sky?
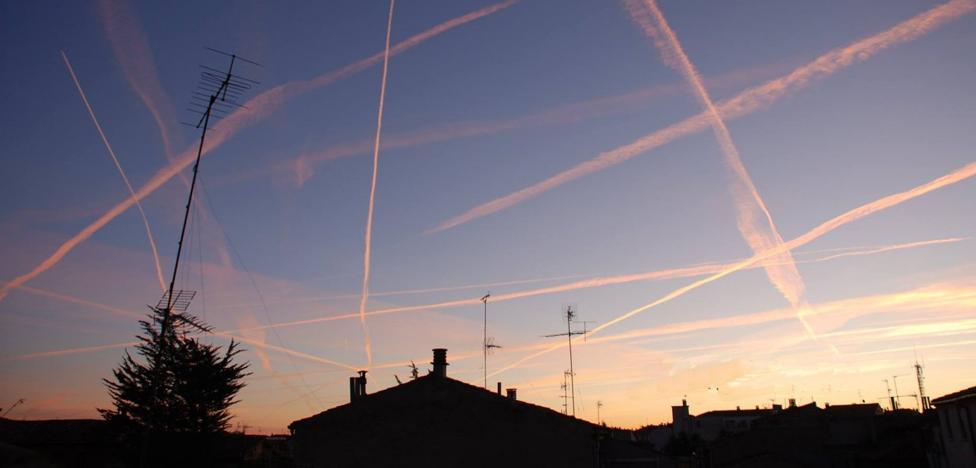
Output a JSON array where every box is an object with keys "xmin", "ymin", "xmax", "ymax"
[{"xmin": 1, "ymin": 0, "xmax": 975, "ymax": 434}]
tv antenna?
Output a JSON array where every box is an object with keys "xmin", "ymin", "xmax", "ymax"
[
  {"xmin": 560, "ymin": 370, "xmax": 571, "ymax": 415},
  {"xmin": 597, "ymin": 400, "xmax": 604, "ymax": 425},
  {"xmin": 914, "ymin": 354, "xmax": 930, "ymax": 410},
  {"xmin": 542, "ymin": 306, "xmax": 590, "ymax": 417},
  {"xmin": 1, "ymin": 398, "xmax": 25, "ymax": 418},
  {"xmin": 481, "ymin": 293, "xmax": 503, "ymax": 388},
  {"xmin": 160, "ymin": 47, "xmax": 260, "ymax": 336},
  {"xmin": 409, "ymin": 361, "xmax": 420, "ymax": 380}
]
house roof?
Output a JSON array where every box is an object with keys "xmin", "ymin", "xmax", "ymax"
[
  {"xmin": 696, "ymin": 408, "xmax": 774, "ymax": 419},
  {"xmin": 823, "ymin": 403, "xmax": 883, "ymax": 418},
  {"xmin": 290, "ymin": 373, "xmax": 597, "ymax": 432},
  {"xmin": 932, "ymin": 385, "xmax": 976, "ymax": 405}
]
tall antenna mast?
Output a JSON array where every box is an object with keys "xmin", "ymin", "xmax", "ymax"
[
  {"xmin": 914, "ymin": 353, "xmax": 930, "ymax": 410},
  {"xmin": 542, "ymin": 306, "xmax": 590, "ymax": 417},
  {"xmin": 159, "ymin": 48, "xmax": 260, "ymax": 334},
  {"xmin": 141, "ymin": 48, "xmax": 258, "ymax": 468},
  {"xmin": 481, "ymin": 293, "xmax": 501, "ymax": 388},
  {"xmin": 560, "ymin": 371, "xmax": 570, "ymax": 415}
]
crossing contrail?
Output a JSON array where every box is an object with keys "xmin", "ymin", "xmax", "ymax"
[
  {"xmin": 97, "ymin": 0, "xmax": 236, "ymax": 268},
  {"xmin": 8, "ymin": 236, "xmax": 961, "ymax": 363},
  {"xmin": 628, "ymin": 0, "xmax": 826, "ymax": 349},
  {"xmin": 0, "ymin": 0, "xmax": 517, "ymax": 304},
  {"xmin": 358, "ymin": 0, "xmax": 397, "ymax": 367},
  {"xmin": 486, "ymin": 160, "xmax": 976, "ymax": 377},
  {"xmin": 429, "ymin": 0, "xmax": 976, "ymax": 233},
  {"xmin": 222, "ymin": 236, "xmax": 964, "ymax": 334},
  {"xmin": 60, "ymin": 50, "xmax": 166, "ymax": 293}
]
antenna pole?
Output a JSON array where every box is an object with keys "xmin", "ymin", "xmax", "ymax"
[
  {"xmin": 482, "ymin": 293, "xmax": 490, "ymax": 389},
  {"xmin": 566, "ymin": 306, "xmax": 576, "ymax": 417}
]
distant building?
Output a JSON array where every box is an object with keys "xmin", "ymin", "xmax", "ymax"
[
  {"xmin": 289, "ymin": 348, "xmax": 665, "ymax": 468},
  {"xmin": 707, "ymin": 402, "xmax": 926, "ymax": 467},
  {"xmin": 656, "ymin": 399, "xmax": 774, "ymax": 442},
  {"xmin": 930, "ymin": 385, "xmax": 976, "ymax": 468}
]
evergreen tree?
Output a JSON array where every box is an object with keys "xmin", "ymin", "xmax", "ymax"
[{"xmin": 100, "ymin": 307, "xmax": 250, "ymax": 434}]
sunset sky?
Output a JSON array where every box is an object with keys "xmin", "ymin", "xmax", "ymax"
[{"xmin": 1, "ymin": 0, "xmax": 975, "ymax": 434}]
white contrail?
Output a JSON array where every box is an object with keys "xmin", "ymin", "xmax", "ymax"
[
  {"xmin": 628, "ymin": 0, "xmax": 826, "ymax": 349},
  {"xmin": 358, "ymin": 0, "xmax": 396, "ymax": 367},
  {"xmin": 429, "ymin": 0, "xmax": 976, "ymax": 233},
  {"xmin": 0, "ymin": 0, "xmax": 518, "ymax": 304},
  {"xmin": 488, "ymin": 161, "xmax": 976, "ymax": 377},
  {"xmin": 60, "ymin": 50, "xmax": 166, "ymax": 292}
]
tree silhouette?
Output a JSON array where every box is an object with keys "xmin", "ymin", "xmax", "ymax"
[{"xmin": 99, "ymin": 307, "xmax": 250, "ymax": 434}]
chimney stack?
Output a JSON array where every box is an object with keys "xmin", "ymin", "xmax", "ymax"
[
  {"xmin": 506, "ymin": 388, "xmax": 517, "ymax": 400},
  {"xmin": 788, "ymin": 398, "xmax": 797, "ymax": 408},
  {"xmin": 432, "ymin": 348, "xmax": 448, "ymax": 378},
  {"xmin": 497, "ymin": 382, "xmax": 502, "ymax": 395},
  {"xmin": 349, "ymin": 370, "xmax": 368, "ymax": 402}
]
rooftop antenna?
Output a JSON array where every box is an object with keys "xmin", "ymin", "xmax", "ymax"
[
  {"xmin": 892, "ymin": 374, "xmax": 908, "ymax": 410},
  {"xmin": 1, "ymin": 398, "xmax": 25, "ymax": 418},
  {"xmin": 161, "ymin": 47, "xmax": 259, "ymax": 335},
  {"xmin": 597, "ymin": 400, "xmax": 603, "ymax": 425},
  {"xmin": 560, "ymin": 370, "xmax": 570, "ymax": 415},
  {"xmin": 542, "ymin": 306, "xmax": 590, "ymax": 417},
  {"xmin": 409, "ymin": 361, "xmax": 419, "ymax": 380},
  {"xmin": 883, "ymin": 378, "xmax": 895, "ymax": 410},
  {"xmin": 914, "ymin": 351, "xmax": 930, "ymax": 411},
  {"xmin": 481, "ymin": 293, "xmax": 501, "ymax": 388},
  {"xmin": 143, "ymin": 49, "xmax": 258, "ymax": 466}
]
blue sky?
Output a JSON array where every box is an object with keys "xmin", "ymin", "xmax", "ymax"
[{"xmin": 1, "ymin": 0, "xmax": 975, "ymax": 432}]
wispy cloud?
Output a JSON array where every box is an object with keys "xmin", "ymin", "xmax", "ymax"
[{"xmin": 428, "ymin": 0, "xmax": 976, "ymax": 233}]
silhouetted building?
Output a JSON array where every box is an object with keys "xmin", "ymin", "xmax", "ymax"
[
  {"xmin": 706, "ymin": 402, "xmax": 926, "ymax": 467},
  {"xmin": 289, "ymin": 349, "xmax": 664, "ymax": 467},
  {"xmin": 929, "ymin": 385, "xmax": 976, "ymax": 468}
]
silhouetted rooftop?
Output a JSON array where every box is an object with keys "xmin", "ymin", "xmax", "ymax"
[{"xmin": 932, "ymin": 385, "xmax": 976, "ymax": 404}]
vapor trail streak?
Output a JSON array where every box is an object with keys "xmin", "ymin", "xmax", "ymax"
[
  {"xmin": 214, "ymin": 273, "xmax": 585, "ymax": 310},
  {"xmin": 227, "ymin": 236, "xmax": 963, "ymax": 334},
  {"xmin": 215, "ymin": 332, "xmax": 358, "ymax": 371},
  {"xmin": 60, "ymin": 50, "xmax": 166, "ymax": 292},
  {"xmin": 630, "ymin": 0, "xmax": 824, "ymax": 348},
  {"xmin": 241, "ymin": 62, "xmax": 786, "ymax": 187},
  {"xmin": 8, "ymin": 341, "xmax": 139, "ymax": 360},
  {"xmin": 0, "ymin": 0, "xmax": 517, "ymax": 303},
  {"xmin": 8, "ymin": 236, "xmax": 965, "ymax": 361},
  {"xmin": 356, "ymin": 0, "xmax": 396, "ymax": 367},
  {"xmin": 429, "ymin": 0, "xmax": 976, "ymax": 233},
  {"xmin": 487, "ymin": 161, "xmax": 976, "ymax": 377},
  {"xmin": 98, "ymin": 0, "xmax": 235, "ymax": 268},
  {"xmin": 2, "ymin": 283, "xmax": 140, "ymax": 319}
]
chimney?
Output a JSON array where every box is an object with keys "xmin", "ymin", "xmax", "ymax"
[
  {"xmin": 772, "ymin": 404, "xmax": 783, "ymax": 411},
  {"xmin": 431, "ymin": 348, "xmax": 448, "ymax": 377},
  {"xmin": 788, "ymin": 398, "xmax": 797, "ymax": 408},
  {"xmin": 349, "ymin": 370, "xmax": 368, "ymax": 402},
  {"xmin": 506, "ymin": 388, "xmax": 517, "ymax": 400},
  {"xmin": 497, "ymin": 382, "xmax": 502, "ymax": 395}
]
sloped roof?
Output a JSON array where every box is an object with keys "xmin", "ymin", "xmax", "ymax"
[
  {"xmin": 696, "ymin": 408, "xmax": 774, "ymax": 419},
  {"xmin": 289, "ymin": 374, "xmax": 608, "ymax": 467},
  {"xmin": 290, "ymin": 373, "xmax": 595, "ymax": 431},
  {"xmin": 932, "ymin": 385, "xmax": 976, "ymax": 405},
  {"xmin": 823, "ymin": 403, "xmax": 883, "ymax": 418}
]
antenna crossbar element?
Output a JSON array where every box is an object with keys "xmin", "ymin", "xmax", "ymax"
[{"xmin": 156, "ymin": 290, "xmax": 196, "ymax": 312}]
